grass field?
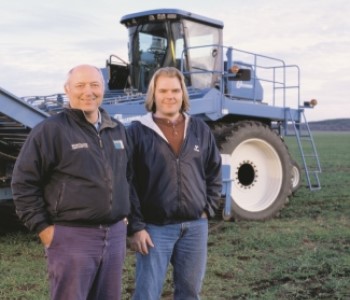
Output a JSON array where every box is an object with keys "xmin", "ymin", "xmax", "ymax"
[{"xmin": 0, "ymin": 132, "xmax": 349, "ymax": 299}]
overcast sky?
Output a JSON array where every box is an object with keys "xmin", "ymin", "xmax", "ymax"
[{"xmin": 1, "ymin": 0, "xmax": 349, "ymax": 121}]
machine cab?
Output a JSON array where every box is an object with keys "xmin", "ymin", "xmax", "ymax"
[{"xmin": 119, "ymin": 9, "xmax": 224, "ymax": 93}]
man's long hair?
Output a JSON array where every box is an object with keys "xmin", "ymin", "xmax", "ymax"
[{"xmin": 144, "ymin": 67, "xmax": 190, "ymax": 113}]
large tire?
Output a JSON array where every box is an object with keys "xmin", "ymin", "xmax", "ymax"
[{"xmin": 212, "ymin": 121, "xmax": 293, "ymax": 221}]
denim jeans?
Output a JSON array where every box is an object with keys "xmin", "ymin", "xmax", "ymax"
[
  {"xmin": 132, "ymin": 218, "xmax": 208, "ymax": 300},
  {"xmin": 45, "ymin": 220, "xmax": 127, "ymax": 300}
]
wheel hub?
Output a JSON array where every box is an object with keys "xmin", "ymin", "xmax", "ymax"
[{"xmin": 236, "ymin": 160, "xmax": 257, "ymax": 188}]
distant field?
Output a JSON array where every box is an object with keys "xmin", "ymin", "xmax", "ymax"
[
  {"xmin": 309, "ymin": 118, "xmax": 350, "ymax": 131},
  {"xmin": 1, "ymin": 132, "xmax": 349, "ymax": 299}
]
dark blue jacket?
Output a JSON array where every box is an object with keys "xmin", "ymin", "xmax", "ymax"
[
  {"xmin": 11, "ymin": 108, "xmax": 130, "ymax": 233},
  {"xmin": 127, "ymin": 113, "xmax": 222, "ymax": 234}
]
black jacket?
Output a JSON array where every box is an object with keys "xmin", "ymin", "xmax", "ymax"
[
  {"xmin": 11, "ymin": 108, "xmax": 130, "ymax": 233},
  {"xmin": 127, "ymin": 113, "xmax": 222, "ymax": 235}
]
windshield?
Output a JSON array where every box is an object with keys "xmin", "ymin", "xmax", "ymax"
[
  {"xmin": 127, "ymin": 18, "xmax": 222, "ymax": 92},
  {"xmin": 128, "ymin": 21, "xmax": 184, "ymax": 92},
  {"xmin": 182, "ymin": 19, "xmax": 222, "ymax": 89}
]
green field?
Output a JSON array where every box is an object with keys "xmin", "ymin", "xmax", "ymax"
[{"xmin": 1, "ymin": 132, "xmax": 349, "ymax": 299}]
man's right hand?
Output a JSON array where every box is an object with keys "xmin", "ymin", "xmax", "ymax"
[
  {"xmin": 129, "ymin": 229, "xmax": 154, "ymax": 255},
  {"xmin": 38, "ymin": 225, "xmax": 55, "ymax": 247}
]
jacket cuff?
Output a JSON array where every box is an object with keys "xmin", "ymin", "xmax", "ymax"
[
  {"xmin": 34, "ymin": 222, "xmax": 51, "ymax": 234},
  {"xmin": 127, "ymin": 221, "xmax": 146, "ymax": 236}
]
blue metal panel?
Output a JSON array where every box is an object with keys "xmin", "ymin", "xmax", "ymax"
[
  {"xmin": 221, "ymin": 164, "xmax": 233, "ymax": 219},
  {"xmin": 102, "ymin": 102, "xmax": 146, "ymax": 116},
  {"xmin": 189, "ymin": 88, "xmax": 222, "ymax": 117},
  {"xmin": 0, "ymin": 87, "xmax": 49, "ymax": 129},
  {"xmin": 102, "ymin": 87, "xmax": 302, "ymax": 124},
  {"xmin": 223, "ymin": 98, "xmax": 301, "ymax": 122},
  {"xmin": 0, "ymin": 187, "xmax": 12, "ymax": 202}
]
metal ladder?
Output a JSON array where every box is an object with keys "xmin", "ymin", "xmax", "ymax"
[{"xmin": 286, "ymin": 108, "xmax": 322, "ymax": 190}]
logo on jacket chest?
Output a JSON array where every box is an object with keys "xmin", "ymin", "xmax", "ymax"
[
  {"xmin": 71, "ymin": 143, "xmax": 89, "ymax": 150},
  {"xmin": 194, "ymin": 145, "xmax": 200, "ymax": 152},
  {"xmin": 113, "ymin": 140, "xmax": 124, "ymax": 149}
]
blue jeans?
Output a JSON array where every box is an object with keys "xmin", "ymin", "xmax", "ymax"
[
  {"xmin": 45, "ymin": 221, "xmax": 127, "ymax": 300},
  {"xmin": 132, "ymin": 218, "xmax": 208, "ymax": 300}
]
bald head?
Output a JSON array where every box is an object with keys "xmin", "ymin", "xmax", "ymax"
[
  {"xmin": 65, "ymin": 64, "xmax": 105, "ymax": 89},
  {"xmin": 64, "ymin": 64, "xmax": 105, "ymax": 122}
]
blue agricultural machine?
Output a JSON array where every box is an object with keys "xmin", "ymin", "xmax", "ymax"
[{"xmin": 0, "ymin": 9, "xmax": 322, "ymax": 229}]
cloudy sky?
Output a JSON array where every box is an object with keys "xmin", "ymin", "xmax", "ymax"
[{"xmin": 1, "ymin": 0, "xmax": 349, "ymax": 121}]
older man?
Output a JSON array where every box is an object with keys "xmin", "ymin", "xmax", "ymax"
[{"xmin": 11, "ymin": 64, "xmax": 130, "ymax": 300}]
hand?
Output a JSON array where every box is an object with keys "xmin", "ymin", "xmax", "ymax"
[
  {"xmin": 38, "ymin": 225, "xmax": 55, "ymax": 247},
  {"xmin": 129, "ymin": 229, "xmax": 154, "ymax": 255}
]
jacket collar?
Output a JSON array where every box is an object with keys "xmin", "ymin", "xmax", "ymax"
[
  {"xmin": 64, "ymin": 107, "xmax": 117, "ymax": 129},
  {"xmin": 139, "ymin": 112, "xmax": 190, "ymax": 140}
]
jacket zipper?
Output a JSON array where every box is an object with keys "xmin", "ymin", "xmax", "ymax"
[
  {"xmin": 175, "ymin": 135, "xmax": 188, "ymax": 212},
  {"xmin": 96, "ymin": 131, "xmax": 103, "ymax": 149},
  {"xmin": 96, "ymin": 130, "xmax": 113, "ymax": 212},
  {"xmin": 176, "ymin": 158, "xmax": 183, "ymax": 211}
]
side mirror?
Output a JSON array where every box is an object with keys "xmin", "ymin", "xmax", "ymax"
[
  {"xmin": 107, "ymin": 63, "xmax": 130, "ymax": 90},
  {"xmin": 228, "ymin": 66, "xmax": 251, "ymax": 81}
]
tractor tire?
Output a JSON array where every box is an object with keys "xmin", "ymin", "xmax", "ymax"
[
  {"xmin": 212, "ymin": 121, "xmax": 293, "ymax": 221},
  {"xmin": 291, "ymin": 159, "xmax": 302, "ymax": 194}
]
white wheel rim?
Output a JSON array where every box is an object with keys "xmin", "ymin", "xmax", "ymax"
[
  {"xmin": 291, "ymin": 164, "xmax": 300, "ymax": 189},
  {"xmin": 222, "ymin": 138, "xmax": 283, "ymax": 212}
]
